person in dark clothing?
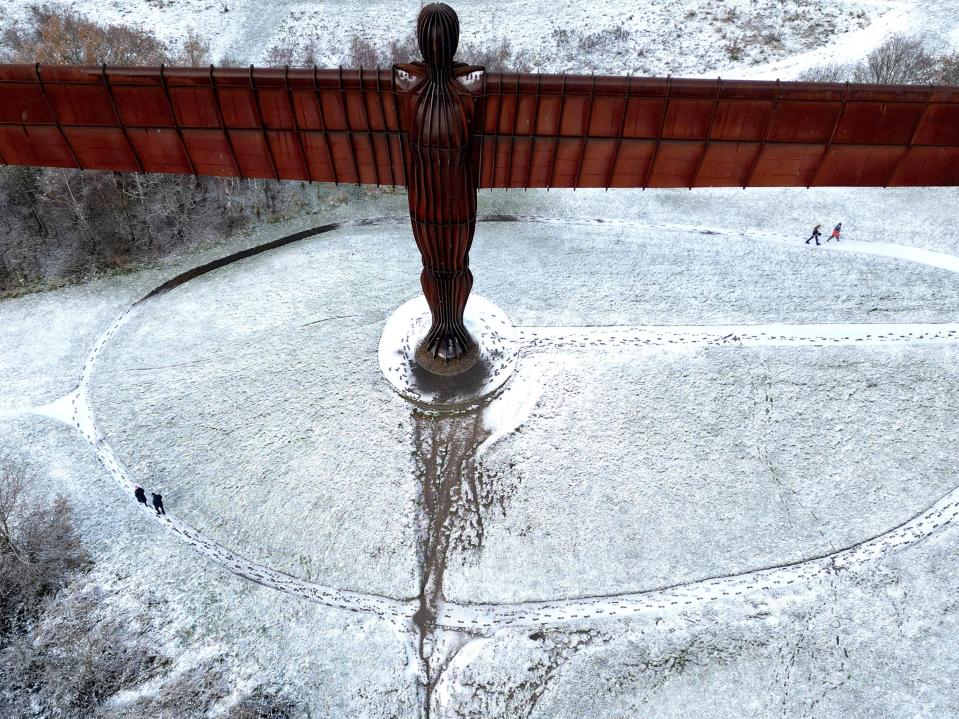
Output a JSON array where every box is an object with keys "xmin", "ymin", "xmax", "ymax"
[
  {"xmin": 151, "ymin": 493, "xmax": 165, "ymax": 516},
  {"xmin": 827, "ymin": 222, "xmax": 842, "ymax": 242},
  {"xmin": 805, "ymin": 224, "xmax": 822, "ymax": 245},
  {"xmin": 134, "ymin": 485, "xmax": 148, "ymax": 507}
]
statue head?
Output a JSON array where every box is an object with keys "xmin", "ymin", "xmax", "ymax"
[{"xmin": 417, "ymin": 3, "xmax": 459, "ymax": 69}]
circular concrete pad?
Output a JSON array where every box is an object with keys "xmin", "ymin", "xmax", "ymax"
[{"xmin": 378, "ymin": 295, "xmax": 520, "ymax": 409}]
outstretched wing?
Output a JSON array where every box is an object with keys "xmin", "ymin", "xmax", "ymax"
[
  {"xmin": 4, "ymin": 66, "xmax": 958, "ymax": 189},
  {"xmin": 0, "ymin": 64, "xmax": 409, "ymax": 185},
  {"xmin": 473, "ymin": 73, "xmax": 959, "ymax": 189}
]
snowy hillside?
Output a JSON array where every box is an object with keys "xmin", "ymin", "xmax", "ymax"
[
  {"xmin": 2, "ymin": 1, "xmax": 959, "ymax": 718},
  {"xmin": 4, "ymin": 0, "xmax": 955, "ymax": 76}
]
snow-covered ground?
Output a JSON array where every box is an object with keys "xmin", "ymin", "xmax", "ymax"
[
  {"xmin": 3, "ymin": 1, "xmax": 959, "ymax": 717},
  {"xmin": 4, "ymin": 197, "xmax": 959, "ymax": 715},
  {"xmin": 2, "ymin": 0, "xmax": 956, "ymax": 75}
]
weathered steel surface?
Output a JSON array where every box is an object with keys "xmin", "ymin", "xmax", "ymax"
[
  {"xmin": 2, "ymin": 64, "xmax": 958, "ymax": 189},
  {"xmin": 474, "ymin": 75, "xmax": 959, "ymax": 188},
  {"xmin": 0, "ymin": 63, "xmax": 407, "ymax": 184},
  {"xmin": 395, "ymin": 4, "xmax": 484, "ymax": 363}
]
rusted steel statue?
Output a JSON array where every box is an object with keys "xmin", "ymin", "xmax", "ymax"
[
  {"xmin": 394, "ymin": 4, "xmax": 484, "ymax": 369},
  {"xmin": 1, "ymin": 2, "xmax": 959, "ymax": 375}
]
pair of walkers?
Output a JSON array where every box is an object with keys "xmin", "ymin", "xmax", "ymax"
[
  {"xmin": 806, "ymin": 222, "xmax": 842, "ymax": 245},
  {"xmin": 134, "ymin": 485, "xmax": 165, "ymax": 515}
]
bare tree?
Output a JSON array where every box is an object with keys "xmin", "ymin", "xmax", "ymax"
[
  {"xmin": 1, "ymin": 3, "xmax": 166, "ymax": 64},
  {"xmin": 0, "ymin": 464, "xmax": 31, "ymax": 562},
  {"xmin": 939, "ymin": 52, "xmax": 959, "ymax": 85},
  {"xmin": 798, "ymin": 62, "xmax": 851, "ymax": 83},
  {"xmin": 852, "ymin": 34, "xmax": 939, "ymax": 85},
  {"xmin": 1, "ymin": 581, "xmax": 301, "ymax": 718},
  {"xmin": 175, "ymin": 28, "xmax": 211, "ymax": 66},
  {"xmin": 0, "ymin": 464, "xmax": 90, "ymax": 637}
]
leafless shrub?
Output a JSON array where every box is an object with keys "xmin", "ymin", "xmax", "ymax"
[
  {"xmin": 346, "ymin": 36, "xmax": 380, "ymax": 68},
  {"xmin": 938, "ymin": 52, "xmax": 959, "ymax": 84},
  {"xmin": 576, "ymin": 25, "xmax": 632, "ymax": 53},
  {"xmin": 799, "ymin": 62, "xmax": 852, "ymax": 83},
  {"xmin": 461, "ymin": 39, "xmax": 532, "ymax": 72},
  {"xmin": 852, "ymin": 34, "xmax": 939, "ymax": 85},
  {"xmin": 0, "ymin": 467, "xmax": 300, "ymax": 717},
  {"xmin": 0, "ymin": 160, "xmax": 320, "ymax": 294},
  {"xmin": 1, "ymin": 3, "xmax": 166, "ymax": 64},
  {"xmin": 801, "ymin": 36, "xmax": 958, "ymax": 87},
  {"xmin": 264, "ymin": 42, "xmax": 296, "ymax": 67},
  {"xmin": 217, "ymin": 50, "xmax": 246, "ymax": 67},
  {"xmin": 0, "ymin": 7, "xmax": 325, "ymax": 295},
  {"xmin": 336, "ymin": 31, "xmax": 527, "ymax": 72},
  {"xmin": 386, "ymin": 34, "xmax": 420, "ymax": 65},
  {"xmin": 173, "ymin": 28, "xmax": 211, "ymax": 66},
  {"xmin": 0, "ymin": 586, "xmax": 169, "ymax": 717},
  {"xmin": 550, "ymin": 22, "xmax": 634, "ymax": 70},
  {"xmin": 761, "ymin": 30, "xmax": 783, "ymax": 47},
  {"xmin": 0, "ymin": 580, "xmax": 301, "ymax": 718},
  {"xmin": 725, "ymin": 37, "xmax": 745, "ymax": 62},
  {"xmin": 0, "ymin": 464, "xmax": 90, "ymax": 637},
  {"xmin": 264, "ymin": 28, "xmax": 320, "ymax": 68},
  {"xmin": 225, "ymin": 686, "xmax": 298, "ymax": 719},
  {"xmin": 100, "ymin": 654, "xmax": 234, "ymax": 718},
  {"xmin": 339, "ymin": 32, "xmax": 418, "ymax": 68}
]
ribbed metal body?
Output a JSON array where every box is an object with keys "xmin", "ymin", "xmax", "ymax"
[{"xmin": 399, "ymin": 3, "xmax": 479, "ymax": 361}]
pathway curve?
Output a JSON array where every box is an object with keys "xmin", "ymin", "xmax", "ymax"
[{"xmin": 18, "ymin": 214, "xmax": 959, "ymax": 636}]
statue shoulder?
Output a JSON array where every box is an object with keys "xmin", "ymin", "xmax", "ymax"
[
  {"xmin": 393, "ymin": 62, "xmax": 427, "ymax": 91},
  {"xmin": 453, "ymin": 63, "xmax": 485, "ymax": 93}
]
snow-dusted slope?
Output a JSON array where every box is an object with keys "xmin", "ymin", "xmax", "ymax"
[
  {"xmin": 3, "ymin": 1, "xmax": 959, "ymax": 717},
  {"xmin": 5, "ymin": 205, "xmax": 958, "ymax": 715},
  {"xmin": 5, "ymin": 0, "xmax": 951, "ymax": 76}
]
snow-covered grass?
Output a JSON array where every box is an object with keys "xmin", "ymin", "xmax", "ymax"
[
  {"xmin": 452, "ymin": 340, "xmax": 959, "ymax": 602},
  {"xmin": 0, "ymin": 413, "xmax": 418, "ymax": 717},
  {"xmin": 3, "ymin": 205, "xmax": 959, "ymax": 717},
  {"xmin": 3, "ymin": 1, "xmax": 959, "ymax": 716},
  {"xmin": 90, "ymin": 224, "xmax": 422, "ymax": 597}
]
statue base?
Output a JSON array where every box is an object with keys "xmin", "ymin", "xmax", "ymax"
[
  {"xmin": 378, "ymin": 295, "xmax": 519, "ymax": 410},
  {"xmin": 414, "ymin": 342, "xmax": 480, "ymax": 376}
]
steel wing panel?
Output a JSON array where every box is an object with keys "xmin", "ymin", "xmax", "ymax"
[
  {"xmin": 0, "ymin": 64, "xmax": 410, "ymax": 186},
  {"xmin": 474, "ymin": 73, "xmax": 959, "ymax": 189},
  {"xmin": 3, "ymin": 65, "xmax": 959, "ymax": 189}
]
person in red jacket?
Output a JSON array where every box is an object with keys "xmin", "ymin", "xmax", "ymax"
[{"xmin": 827, "ymin": 222, "xmax": 842, "ymax": 242}]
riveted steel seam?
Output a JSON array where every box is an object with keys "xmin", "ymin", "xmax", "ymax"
[
  {"xmin": 313, "ymin": 65, "xmax": 339, "ymax": 185},
  {"xmin": 283, "ymin": 64, "xmax": 313, "ymax": 182},
  {"xmin": 743, "ymin": 78, "xmax": 781, "ymax": 189},
  {"xmin": 689, "ymin": 78, "xmax": 723, "ymax": 189},
  {"xmin": 208, "ymin": 65, "xmax": 244, "ymax": 178},
  {"xmin": 808, "ymin": 80, "xmax": 851, "ymax": 188},
  {"xmin": 643, "ymin": 75, "xmax": 671, "ymax": 190},
  {"xmin": 34, "ymin": 63, "xmax": 82, "ymax": 170},
  {"xmin": 248, "ymin": 65, "xmax": 279, "ymax": 180},
  {"xmin": 159, "ymin": 63, "xmax": 198, "ymax": 177},
  {"xmin": 101, "ymin": 63, "xmax": 144, "ymax": 173},
  {"xmin": 604, "ymin": 73, "xmax": 630, "ymax": 190},
  {"xmin": 883, "ymin": 85, "xmax": 936, "ymax": 188}
]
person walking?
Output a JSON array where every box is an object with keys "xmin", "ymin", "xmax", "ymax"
[
  {"xmin": 805, "ymin": 224, "xmax": 822, "ymax": 245},
  {"xmin": 151, "ymin": 493, "xmax": 165, "ymax": 516},
  {"xmin": 827, "ymin": 222, "xmax": 842, "ymax": 242},
  {"xmin": 134, "ymin": 485, "xmax": 148, "ymax": 507}
]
